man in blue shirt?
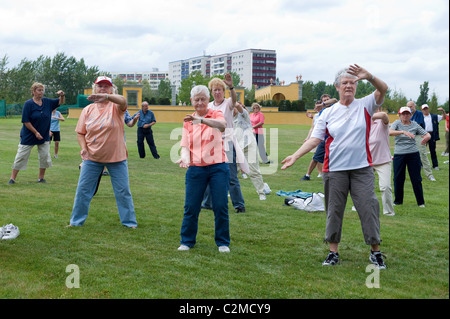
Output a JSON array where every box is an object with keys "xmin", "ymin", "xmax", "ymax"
[
  {"xmin": 407, "ymin": 100, "xmax": 435, "ymax": 181},
  {"xmin": 133, "ymin": 101, "xmax": 160, "ymax": 159}
]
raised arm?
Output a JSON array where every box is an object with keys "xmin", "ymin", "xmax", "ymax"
[{"xmin": 348, "ymin": 64, "xmax": 388, "ymax": 106}]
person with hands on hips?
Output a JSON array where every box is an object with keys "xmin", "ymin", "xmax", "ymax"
[
  {"xmin": 281, "ymin": 64, "xmax": 389, "ymax": 269},
  {"xmin": 68, "ymin": 76, "xmax": 137, "ymax": 229}
]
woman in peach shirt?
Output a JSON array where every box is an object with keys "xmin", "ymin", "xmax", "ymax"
[
  {"xmin": 68, "ymin": 76, "xmax": 137, "ymax": 228},
  {"xmin": 176, "ymin": 85, "xmax": 230, "ymax": 252}
]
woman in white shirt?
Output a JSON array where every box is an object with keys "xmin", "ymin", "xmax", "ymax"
[{"xmin": 281, "ymin": 64, "xmax": 388, "ymax": 269}]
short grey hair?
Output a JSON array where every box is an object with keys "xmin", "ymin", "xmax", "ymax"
[
  {"xmin": 190, "ymin": 85, "xmax": 210, "ymax": 99},
  {"xmin": 334, "ymin": 68, "xmax": 358, "ymax": 86}
]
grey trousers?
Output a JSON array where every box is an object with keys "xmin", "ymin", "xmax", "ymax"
[{"xmin": 323, "ymin": 166, "xmax": 381, "ymax": 245}]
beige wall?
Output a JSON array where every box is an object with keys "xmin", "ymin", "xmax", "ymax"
[{"xmin": 69, "ymin": 106, "xmax": 400, "ymax": 125}]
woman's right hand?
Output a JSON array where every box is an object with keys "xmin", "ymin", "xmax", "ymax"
[
  {"xmin": 80, "ymin": 149, "xmax": 89, "ymax": 161},
  {"xmin": 35, "ymin": 132, "xmax": 43, "ymax": 140}
]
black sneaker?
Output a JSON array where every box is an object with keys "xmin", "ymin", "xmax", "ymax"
[
  {"xmin": 322, "ymin": 251, "xmax": 339, "ymax": 266},
  {"xmin": 8, "ymin": 179, "xmax": 15, "ymax": 185},
  {"xmin": 369, "ymin": 251, "xmax": 387, "ymax": 269},
  {"xmin": 300, "ymin": 175, "xmax": 310, "ymax": 181},
  {"xmin": 235, "ymin": 207, "xmax": 246, "ymax": 214},
  {"xmin": 37, "ymin": 179, "xmax": 46, "ymax": 183}
]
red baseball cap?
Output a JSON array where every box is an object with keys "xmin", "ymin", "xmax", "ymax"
[{"xmin": 95, "ymin": 76, "xmax": 113, "ymax": 86}]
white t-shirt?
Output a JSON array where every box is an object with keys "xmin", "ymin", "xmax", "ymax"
[
  {"xmin": 423, "ymin": 114, "xmax": 443, "ymax": 132},
  {"xmin": 208, "ymin": 98, "xmax": 234, "ymax": 144},
  {"xmin": 311, "ymin": 92, "xmax": 380, "ymax": 172}
]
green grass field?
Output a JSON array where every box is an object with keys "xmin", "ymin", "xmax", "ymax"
[{"xmin": 0, "ymin": 117, "xmax": 448, "ymax": 300}]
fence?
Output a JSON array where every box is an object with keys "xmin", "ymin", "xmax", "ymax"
[{"xmin": 0, "ymin": 100, "xmax": 5, "ymax": 117}]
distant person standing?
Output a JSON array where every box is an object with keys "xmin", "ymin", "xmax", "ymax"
[
  {"xmin": 407, "ymin": 101, "xmax": 435, "ymax": 181},
  {"xmin": 8, "ymin": 82, "xmax": 65, "ymax": 184},
  {"xmin": 250, "ymin": 103, "xmax": 271, "ymax": 164},
  {"xmin": 444, "ymin": 113, "xmax": 449, "ymax": 156},
  {"xmin": 390, "ymin": 106, "xmax": 430, "ymax": 207},
  {"xmin": 133, "ymin": 101, "xmax": 160, "ymax": 159},
  {"xmin": 50, "ymin": 108, "xmax": 65, "ymax": 158},
  {"xmin": 421, "ymin": 104, "xmax": 446, "ymax": 170}
]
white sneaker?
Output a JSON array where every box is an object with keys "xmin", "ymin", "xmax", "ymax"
[
  {"xmin": 263, "ymin": 183, "xmax": 271, "ymax": 194},
  {"xmin": 383, "ymin": 212, "xmax": 395, "ymax": 216},
  {"xmin": 1, "ymin": 224, "xmax": 20, "ymax": 240},
  {"xmin": 351, "ymin": 206, "xmax": 357, "ymax": 211},
  {"xmin": 218, "ymin": 246, "xmax": 230, "ymax": 253},
  {"xmin": 433, "ymin": 167, "xmax": 439, "ymax": 171},
  {"xmin": 419, "ymin": 204, "xmax": 425, "ymax": 208},
  {"xmin": 241, "ymin": 173, "xmax": 248, "ymax": 179},
  {"xmin": 317, "ymin": 174, "xmax": 322, "ymax": 178},
  {"xmin": 259, "ymin": 194, "xmax": 266, "ymax": 200},
  {"xmin": 177, "ymin": 245, "xmax": 190, "ymax": 251},
  {"xmin": 428, "ymin": 176, "xmax": 436, "ymax": 181}
]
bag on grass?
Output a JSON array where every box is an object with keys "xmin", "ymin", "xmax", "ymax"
[{"xmin": 284, "ymin": 192, "xmax": 325, "ymax": 212}]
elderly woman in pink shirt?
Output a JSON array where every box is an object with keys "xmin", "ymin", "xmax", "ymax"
[
  {"xmin": 250, "ymin": 103, "xmax": 270, "ymax": 164},
  {"xmin": 68, "ymin": 76, "xmax": 137, "ymax": 228}
]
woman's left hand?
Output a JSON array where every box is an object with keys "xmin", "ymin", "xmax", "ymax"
[{"xmin": 348, "ymin": 64, "xmax": 372, "ymax": 81}]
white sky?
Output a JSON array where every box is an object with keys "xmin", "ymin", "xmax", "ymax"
[{"xmin": 1, "ymin": 0, "xmax": 448, "ymax": 103}]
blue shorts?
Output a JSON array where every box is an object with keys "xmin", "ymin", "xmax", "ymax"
[{"xmin": 313, "ymin": 140, "xmax": 326, "ymax": 163}]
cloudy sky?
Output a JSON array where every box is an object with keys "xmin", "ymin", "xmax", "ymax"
[{"xmin": 1, "ymin": 0, "xmax": 448, "ymax": 103}]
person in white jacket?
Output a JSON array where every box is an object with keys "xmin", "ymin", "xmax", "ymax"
[{"xmin": 233, "ymin": 101, "xmax": 269, "ymax": 200}]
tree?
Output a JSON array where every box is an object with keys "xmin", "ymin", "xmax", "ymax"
[
  {"xmin": 0, "ymin": 53, "xmax": 99, "ymax": 105},
  {"xmin": 141, "ymin": 79, "xmax": 154, "ymax": 103},
  {"xmin": 428, "ymin": 92, "xmax": 439, "ymax": 113},
  {"xmin": 416, "ymin": 81, "xmax": 429, "ymax": 107},
  {"xmin": 156, "ymin": 78, "xmax": 172, "ymax": 102},
  {"xmin": 177, "ymin": 71, "xmax": 209, "ymax": 105}
]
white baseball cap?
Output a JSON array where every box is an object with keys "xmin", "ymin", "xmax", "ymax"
[{"xmin": 398, "ymin": 106, "xmax": 412, "ymax": 114}]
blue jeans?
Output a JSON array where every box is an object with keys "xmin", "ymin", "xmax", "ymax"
[
  {"xmin": 202, "ymin": 141, "xmax": 245, "ymax": 209},
  {"xmin": 181, "ymin": 163, "xmax": 230, "ymax": 247},
  {"xmin": 70, "ymin": 160, "xmax": 138, "ymax": 227}
]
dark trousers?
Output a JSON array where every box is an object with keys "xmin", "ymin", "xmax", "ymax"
[
  {"xmin": 137, "ymin": 127, "xmax": 159, "ymax": 159},
  {"xmin": 427, "ymin": 138, "xmax": 438, "ymax": 168},
  {"xmin": 393, "ymin": 152, "xmax": 424, "ymax": 206}
]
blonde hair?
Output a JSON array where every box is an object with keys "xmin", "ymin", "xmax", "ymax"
[
  {"xmin": 208, "ymin": 77, "xmax": 226, "ymax": 91},
  {"xmin": 30, "ymin": 82, "xmax": 45, "ymax": 96}
]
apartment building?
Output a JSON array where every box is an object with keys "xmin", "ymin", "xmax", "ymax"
[
  {"xmin": 110, "ymin": 69, "xmax": 169, "ymax": 90},
  {"xmin": 168, "ymin": 49, "xmax": 276, "ymax": 91}
]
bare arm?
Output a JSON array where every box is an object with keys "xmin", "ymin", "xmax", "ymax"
[
  {"xmin": 224, "ymin": 73, "xmax": 237, "ymax": 109},
  {"xmin": 56, "ymin": 90, "xmax": 65, "ymax": 105},
  {"xmin": 438, "ymin": 107, "xmax": 447, "ymax": 120},
  {"xmin": 77, "ymin": 133, "xmax": 89, "ymax": 161},
  {"xmin": 88, "ymin": 94, "xmax": 127, "ymax": 111},
  {"xmin": 373, "ymin": 111, "xmax": 389, "ymax": 125},
  {"xmin": 281, "ymin": 137, "xmax": 322, "ymax": 170},
  {"xmin": 183, "ymin": 114, "xmax": 226, "ymax": 132}
]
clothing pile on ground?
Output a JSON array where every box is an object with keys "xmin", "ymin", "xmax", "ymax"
[
  {"xmin": 1, "ymin": 224, "xmax": 20, "ymax": 240},
  {"xmin": 277, "ymin": 189, "xmax": 325, "ymax": 212}
]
